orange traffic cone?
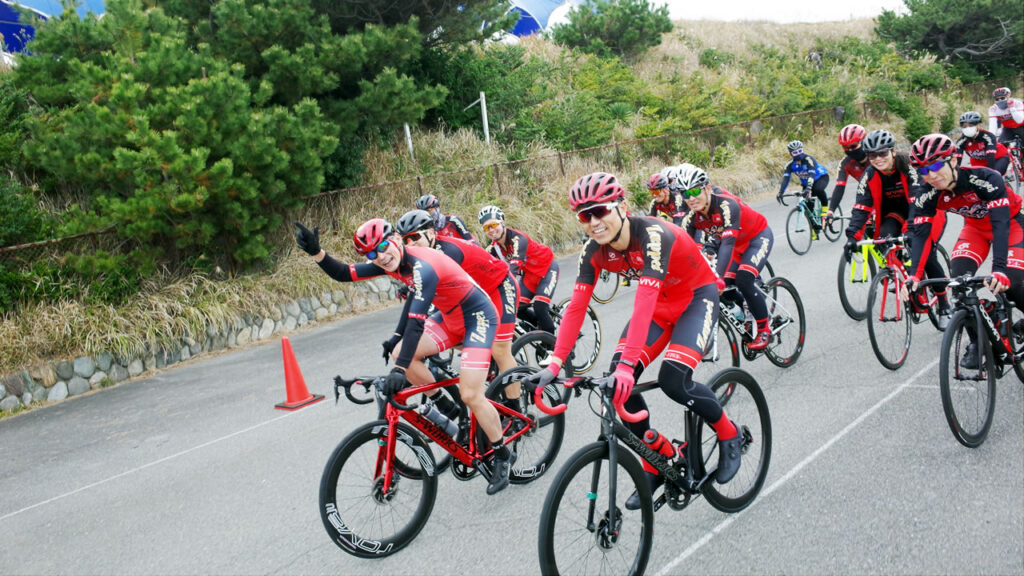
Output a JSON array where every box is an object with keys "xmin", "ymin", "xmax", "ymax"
[{"xmin": 275, "ymin": 337, "xmax": 324, "ymax": 411}]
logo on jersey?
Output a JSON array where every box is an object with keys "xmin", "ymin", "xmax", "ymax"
[
  {"xmin": 638, "ymin": 277, "xmax": 661, "ymax": 289},
  {"xmin": 750, "ymin": 238, "xmax": 770, "ymax": 267},
  {"xmin": 968, "ymin": 173, "xmax": 997, "ymax": 195},
  {"xmin": 694, "ymin": 298, "xmax": 716, "ymax": 353},
  {"xmin": 469, "ymin": 310, "xmax": 489, "ymax": 344},
  {"xmin": 511, "ymin": 236, "xmax": 522, "ymax": 260},
  {"xmin": 412, "ymin": 263, "xmax": 425, "ymax": 303},
  {"xmin": 502, "ymin": 278, "xmax": 517, "ymax": 315},
  {"xmin": 644, "ymin": 225, "xmax": 664, "ymax": 273},
  {"xmin": 543, "ymin": 269, "xmax": 558, "ymax": 297}
]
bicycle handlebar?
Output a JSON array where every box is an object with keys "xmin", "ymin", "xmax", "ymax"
[
  {"xmin": 778, "ymin": 192, "xmax": 809, "ymax": 207},
  {"xmin": 532, "ymin": 376, "xmax": 649, "ymax": 422},
  {"xmin": 333, "ymin": 375, "xmax": 417, "ymax": 411},
  {"xmin": 855, "ymin": 234, "xmax": 907, "ymax": 247}
]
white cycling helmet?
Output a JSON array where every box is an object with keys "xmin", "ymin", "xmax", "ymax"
[{"xmin": 672, "ymin": 163, "xmax": 709, "ymax": 192}]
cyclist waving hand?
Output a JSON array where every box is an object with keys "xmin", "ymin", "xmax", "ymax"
[{"xmin": 523, "ymin": 172, "xmax": 744, "ymax": 509}]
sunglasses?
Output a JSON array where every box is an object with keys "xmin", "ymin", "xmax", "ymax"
[
  {"xmin": 402, "ymin": 232, "xmax": 424, "ymax": 244},
  {"xmin": 866, "ymin": 150, "xmax": 891, "ymax": 160},
  {"xmin": 483, "ymin": 221, "xmax": 502, "ymax": 233},
  {"xmin": 995, "ymin": 96, "xmax": 1008, "ymax": 102},
  {"xmin": 576, "ymin": 202, "xmax": 619, "ymax": 224},
  {"xmin": 681, "ymin": 186, "xmax": 704, "ymax": 199},
  {"xmin": 790, "ymin": 149, "xmax": 803, "ymax": 156},
  {"xmin": 842, "ymin": 144, "xmax": 860, "ymax": 151},
  {"xmin": 362, "ymin": 240, "xmax": 391, "ymax": 260},
  {"xmin": 916, "ymin": 160, "xmax": 946, "ymax": 175}
]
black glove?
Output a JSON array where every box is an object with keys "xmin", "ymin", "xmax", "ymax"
[
  {"xmin": 521, "ymin": 367, "xmax": 557, "ymax": 394},
  {"xmin": 843, "ymin": 238, "xmax": 857, "ymax": 263},
  {"xmin": 776, "ymin": 192, "xmax": 784, "ymax": 205},
  {"xmin": 396, "ymin": 285, "xmax": 410, "ymax": 301},
  {"xmin": 294, "ymin": 221, "xmax": 321, "ymax": 256},
  {"xmin": 381, "ymin": 334, "xmax": 401, "ymax": 364},
  {"xmin": 383, "ymin": 368, "xmax": 407, "ymax": 396}
]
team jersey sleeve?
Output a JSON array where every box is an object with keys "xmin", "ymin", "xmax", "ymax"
[
  {"xmin": 618, "ymin": 223, "xmax": 671, "ymax": 367},
  {"xmin": 779, "ymin": 162, "xmax": 793, "ymax": 194},
  {"xmin": 981, "ymin": 131, "xmax": 999, "ymax": 162},
  {"xmin": 317, "ymin": 254, "xmax": 385, "ymax": 282},
  {"xmin": 713, "ymin": 196, "xmax": 741, "ymax": 278},
  {"xmin": 449, "ymin": 215, "xmax": 477, "ymax": 243},
  {"xmin": 907, "ymin": 187, "xmax": 941, "ymax": 279},
  {"xmin": 975, "ymin": 171, "xmax": 1013, "ymax": 274},
  {"xmin": 394, "ymin": 259, "xmax": 439, "ymax": 369}
]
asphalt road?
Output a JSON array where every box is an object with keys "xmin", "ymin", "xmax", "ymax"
[{"xmin": 1, "ymin": 190, "xmax": 1022, "ymax": 576}]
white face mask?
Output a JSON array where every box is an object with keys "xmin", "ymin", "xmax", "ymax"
[{"xmin": 962, "ymin": 126, "xmax": 978, "ymax": 138}]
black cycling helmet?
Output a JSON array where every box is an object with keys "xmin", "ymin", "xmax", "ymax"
[
  {"xmin": 787, "ymin": 140, "xmax": 804, "ymax": 154},
  {"xmin": 396, "ymin": 209, "xmax": 434, "ymax": 236},
  {"xmin": 959, "ymin": 111, "xmax": 983, "ymax": 125},
  {"xmin": 416, "ymin": 194, "xmax": 440, "ymax": 211},
  {"xmin": 862, "ymin": 129, "xmax": 896, "ymax": 153}
]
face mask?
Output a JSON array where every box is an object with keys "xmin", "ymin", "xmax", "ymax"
[
  {"xmin": 962, "ymin": 126, "xmax": 978, "ymax": 138},
  {"xmin": 845, "ymin": 147, "xmax": 867, "ymax": 162}
]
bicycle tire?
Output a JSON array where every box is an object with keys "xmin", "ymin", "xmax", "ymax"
[
  {"xmin": 924, "ymin": 243, "xmax": 952, "ymax": 331},
  {"xmin": 1002, "ymin": 303, "xmax": 1024, "ymax": 384},
  {"xmin": 486, "ymin": 365, "xmax": 565, "ymax": 484},
  {"xmin": 591, "ymin": 270, "xmax": 619, "ymax": 304},
  {"xmin": 836, "ymin": 248, "xmax": 877, "ymax": 321},
  {"xmin": 785, "ymin": 206, "xmax": 813, "ymax": 255},
  {"xmin": 698, "ymin": 368, "xmax": 772, "ymax": 513},
  {"xmin": 319, "ymin": 420, "xmax": 437, "ymax": 558},
  {"xmin": 700, "ymin": 318, "xmax": 741, "ymax": 373},
  {"xmin": 554, "ymin": 296, "xmax": 602, "ymax": 374},
  {"xmin": 824, "ymin": 205, "xmax": 844, "ymax": 242},
  {"xmin": 866, "ymin": 268, "xmax": 912, "ymax": 370},
  {"xmin": 511, "ymin": 330, "xmax": 559, "ymax": 372},
  {"xmin": 537, "ymin": 441, "xmax": 653, "ymax": 576},
  {"xmin": 938, "ymin": 309, "xmax": 996, "ymax": 448},
  {"xmin": 763, "ymin": 277, "xmax": 806, "ymax": 368}
]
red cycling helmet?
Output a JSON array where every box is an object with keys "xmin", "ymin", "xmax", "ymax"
[
  {"xmin": 838, "ymin": 124, "xmax": 866, "ymax": 146},
  {"xmin": 353, "ymin": 218, "xmax": 395, "ymax": 254},
  {"xmin": 569, "ymin": 172, "xmax": 625, "ymax": 211},
  {"xmin": 647, "ymin": 173, "xmax": 669, "ymax": 190},
  {"xmin": 993, "ymin": 87, "xmax": 1011, "ymax": 100},
  {"xmin": 909, "ymin": 133, "xmax": 956, "ymax": 167}
]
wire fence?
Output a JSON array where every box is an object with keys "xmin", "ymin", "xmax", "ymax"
[{"xmin": 3, "ymin": 74, "xmax": 1022, "ymax": 275}]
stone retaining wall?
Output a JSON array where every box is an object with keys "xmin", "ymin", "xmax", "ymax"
[{"xmin": 0, "ymin": 276, "xmax": 399, "ymax": 414}]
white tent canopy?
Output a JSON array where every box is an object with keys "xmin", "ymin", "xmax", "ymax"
[{"xmin": 507, "ymin": 0, "xmax": 583, "ymax": 36}]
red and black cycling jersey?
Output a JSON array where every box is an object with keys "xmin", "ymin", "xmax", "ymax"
[
  {"xmin": 678, "ymin": 186, "xmax": 768, "ymax": 278},
  {"xmin": 648, "ymin": 190, "xmax": 685, "ymax": 225},
  {"xmin": 488, "ymin": 227, "xmax": 554, "ymax": 287},
  {"xmin": 436, "ymin": 214, "xmax": 476, "ymax": 243},
  {"xmin": 553, "ymin": 216, "xmax": 716, "ymax": 367},
  {"xmin": 435, "ymin": 236, "xmax": 509, "ymax": 293},
  {"xmin": 908, "ymin": 166, "xmax": 1021, "ymax": 278},
  {"xmin": 828, "ymin": 156, "xmax": 870, "ymax": 213},
  {"xmin": 955, "ymin": 130, "xmax": 1008, "ymax": 167},
  {"xmin": 846, "ymin": 157, "xmax": 924, "ymax": 240},
  {"xmin": 317, "ymin": 245, "xmax": 482, "ymax": 368}
]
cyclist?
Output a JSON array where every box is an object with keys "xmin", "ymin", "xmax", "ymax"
[
  {"xmin": 776, "ymin": 140, "xmax": 831, "ymax": 234},
  {"xmin": 416, "ymin": 193, "xmax": 477, "ymax": 243},
  {"xmin": 826, "ymin": 124, "xmax": 871, "ymax": 227},
  {"xmin": 521, "ymin": 171, "xmax": 744, "ymax": 508},
  {"xmin": 957, "ymin": 110, "xmax": 1010, "ymax": 176},
  {"xmin": 395, "ymin": 209, "xmax": 521, "ymax": 405},
  {"xmin": 478, "ymin": 205, "xmax": 560, "ymax": 336},
  {"xmin": 905, "ymin": 133, "xmax": 1024, "ymax": 368},
  {"xmin": 842, "ymin": 129, "xmax": 952, "ymax": 328},
  {"xmin": 676, "ymin": 163, "xmax": 775, "ymax": 350},
  {"xmin": 988, "ymin": 87, "xmax": 1024, "ymax": 149},
  {"xmin": 293, "ymin": 218, "xmax": 515, "ymax": 494},
  {"xmin": 647, "ymin": 168, "xmax": 685, "ymax": 225}
]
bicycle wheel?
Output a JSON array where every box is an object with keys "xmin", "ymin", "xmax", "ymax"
[
  {"xmin": 836, "ymin": 249, "xmax": 877, "ymax": 321},
  {"xmin": 319, "ymin": 421, "xmax": 438, "ymax": 558},
  {"xmin": 698, "ymin": 368, "xmax": 772, "ymax": 513},
  {"xmin": 763, "ymin": 277, "xmax": 806, "ymax": 368},
  {"xmin": 511, "ymin": 329, "xmax": 559, "ymax": 372},
  {"xmin": 866, "ymin": 269, "xmax": 911, "ymax": 370},
  {"xmin": 923, "ymin": 243, "xmax": 952, "ymax": 331},
  {"xmin": 1003, "ymin": 303, "xmax": 1024, "ymax": 384},
  {"xmin": 939, "ymin": 309, "xmax": 996, "ymax": 448},
  {"xmin": 554, "ymin": 296, "xmax": 602, "ymax": 374},
  {"xmin": 785, "ymin": 207, "xmax": 813, "ymax": 255},
  {"xmin": 591, "ymin": 270, "xmax": 619, "ymax": 304},
  {"xmin": 700, "ymin": 317, "xmax": 741, "ymax": 372},
  {"xmin": 824, "ymin": 205, "xmax": 844, "ymax": 242},
  {"xmin": 486, "ymin": 366, "xmax": 565, "ymax": 484},
  {"xmin": 538, "ymin": 442, "xmax": 653, "ymax": 576}
]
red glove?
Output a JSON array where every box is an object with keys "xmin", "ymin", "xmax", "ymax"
[
  {"xmin": 611, "ymin": 363, "xmax": 635, "ymax": 406},
  {"xmin": 715, "ymin": 276, "xmax": 726, "ymax": 291},
  {"xmin": 992, "ymin": 271, "xmax": 1010, "ymax": 289}
]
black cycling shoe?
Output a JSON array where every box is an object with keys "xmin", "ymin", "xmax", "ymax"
[
  {"xmin": 716, "ymin": 425, "xmax": 743, "ymax": 484},
  {"xmin": 624, "ymin": 471, "xmax": 663, "ymax": 511},
  {"xmin": 486, "ymin": 450, "xmax": 517, "ymax": 496},
  {"xmin": 960, "ymin": 341, "xmax": 980, "ymax": 370}
]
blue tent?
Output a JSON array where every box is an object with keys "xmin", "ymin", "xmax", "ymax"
[
  {"xmin": 0, "ymin": 0, "xmax": 104, "ymax": 53},
  {"xmin": 508, "ymin": 0, "xmax": 581, "ymax": 36}
]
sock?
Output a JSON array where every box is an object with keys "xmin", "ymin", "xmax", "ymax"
[
  {"xmin": 712, "ymin": 413, "xmax": 737, "ymax": 440},
  {"xmin": 756, "ymin": 317, "xmax": 770, "ymax": 335},
  {"xmin": 493, "ymin": 444, "xmax": 510, "ymax": 460},
  {"xmin": 434, "ymin": 395, "xmax": 459, "ymax": 420}
]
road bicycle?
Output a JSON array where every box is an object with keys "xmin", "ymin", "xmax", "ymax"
[
  {"xmin": 714, "ymin": 274, "xmax": 806, "ymax": 369},
  {"xmin": 1002, "ymin": 136, "xmax": 1023, "ymax": 194},
  {"xmin": 592, "ymin": 269, "xmax": 620, "ymax": 304},
  {"xmin": 918, "ymin": 275, "xmax": 1024, "ymax": 448},
  {"xmin": 530, "ymin": 368, "xmax": 771, "ymax": 575},
  {"xmin": 516, "ymin": 297, "xmax": 602, "ymax": 374},
  {"xmin": 320, "ymin": 365, "xmax": 565, "ymax": 557},
  {"xmin": 780, "ymin": 191, "xmax": 843, "ymax": 255},
  {"xmin": 863, "ymin": 236, "xmax": 951, "ymax": 370},
  {"xmin": 837, "ymin": 235, "xmax": 882, "ymax": 321}
]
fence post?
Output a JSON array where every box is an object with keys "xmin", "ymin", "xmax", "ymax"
[
  {"xmin": 709, "ymin": 133, "xmax": 716, "ymax": 167},
  {"xmin": 663, "ymin": 134, "xmax": 671, "ymax": 162},
  {"xmin": 416, "ymin": 175, "xmax": 423, "ymax": 195},
  {"xmin": 326, "ymin": 195, "xmax": 338, "ymax": 230},
  {"xmin": 614, "ymin": 141, "xmax": 622, "ymax": 170},
  {"xmin": 557, "ymin": 151, "xmax": 565, "ymax": 177},
  {"xmin": 493, "ymin": 164, "xmax": 502, "ymax": 195}
]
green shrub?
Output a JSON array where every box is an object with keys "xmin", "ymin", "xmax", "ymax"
[
  {"xmin": 699, "ymin": 48, "xmax": 735, "ymax": 70},
  {"xmin": 551, "ymin": 0, "xmax": 673, "ymax": 60}
]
